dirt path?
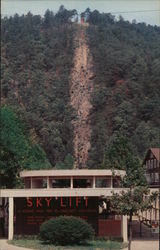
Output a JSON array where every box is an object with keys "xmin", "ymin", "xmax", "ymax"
[{"xmin": 70, "ymin": 25, "xmax": 94, "ymax": 168}]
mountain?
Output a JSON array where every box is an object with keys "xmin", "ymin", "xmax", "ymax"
[
  {"xmin": 1, "ymin": 8, "xmax": 76, "ymax": 167},
  {"xmin": 1, "ymin": 8, "xmax": 160, "ymax": 170},
  {"xmin": 86, "ymin": 10, "xmax": 160, "ymax": 167}
]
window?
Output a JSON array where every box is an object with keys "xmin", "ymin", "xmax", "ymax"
[
  {"xmin": 73, "ymin": 178, "xmax": 92, "ymax": 188},
  {"xmin": 150, "ymin": 173, "xmax": 152, "ymax": 183},
  {"xmin": 147, "ymin": 160, "xmax": 150, "ymax": 169},
  {"xmin": 155, "ymin": 173, "xmax": 159, "ymax": 183},
  {"xmin": 150, "ymin": 173, "xmax": 155, "ymax": 183},
  {"xmin": 153, "ymin": 173, "xmax": 155, "ymax": 182},
  {"xmin": 32, "ymin": 178, "xmax": 47, "ymax": 188},
  {"xmin": 146, "ymin": 173, "xmax": 151, "ymax": 183},
  {"xmin": 95, "ymin": 177, "xmax": 111, "ymax": 188},
  {"xmin": 50, "ymin": 178, "xmax": 70, "ymax": 188},
  {"xmin": 24, "ymin": 178, "xmax": 31, "ymax": 188},
  {"xmin": 154, "ymin": 159, "xmax": 157, "ymax": 168},
  {"xmin": 150, "ymin": 159, "xmax": 154, "ymax": 169}
]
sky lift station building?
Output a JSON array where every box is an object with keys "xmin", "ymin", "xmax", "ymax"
[{"xmin": 0, "ymin": 169, "xmax": 128, "ymax": 241}]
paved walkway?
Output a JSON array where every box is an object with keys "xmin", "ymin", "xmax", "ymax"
[
  {"xmin": 0, "ymin": 239, "xmax": 159, "ymax": 250},
  {"xmin": 123, "ymin": 239, "xmax": 159, "ymax": 250},
  {"xmin": 0, "ymin": 239, "xmax": 33, "ymax": 250}
]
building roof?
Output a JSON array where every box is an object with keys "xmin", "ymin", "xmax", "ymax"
[
  {"xmin": 20, "ymin": 169, "xmax": 126, "ymax": 178},
  {"xmin": 143, "ymin": 148, "xmax": 160, "ymax": 164},
  {"xmin": 151, "ymin": 148, "xmax": 160, "ymax": 162}
]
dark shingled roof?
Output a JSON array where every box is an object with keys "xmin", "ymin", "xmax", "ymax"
[{"xmin": 143, "ymin": 148, "xmax": 160, "ymax": 165}]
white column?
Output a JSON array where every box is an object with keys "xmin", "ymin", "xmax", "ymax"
[
  {"xmin": 111, "ymin": 176, "xmax": 113, "ymax": 188},
  {"xmin": 8, "ymin": 197, "xmax": 14, "ymax": 240},
  {"xmin": 121, "ymin": 215, "xmax": 128, "ymax": 242},
  {"xmin": 47, "ymin": 177, "xmax": 50, "ymax": 189},
  {"xmin": 31, "ymin": 177, "xmax": 33, "ymax": 189},
  {"xmin": 93, "ymin": 176, "xmax": 96, "ymax": 189},
  {"xmin": 71, "ymin": 176, "xmax": 73, "ymax": 189}
]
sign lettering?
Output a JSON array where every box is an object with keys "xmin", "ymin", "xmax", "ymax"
[{"xmin": 14, "ymin": 197, "xmax": 98, "ymax": 235}]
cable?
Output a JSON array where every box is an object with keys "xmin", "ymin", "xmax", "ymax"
[
  {"xmin": 1, "ymin": 9, "xmax": 160, "ymax": 17},
  {"xmin": 110, "ymin": 10, "xmax": 160, "ymax": 14}
]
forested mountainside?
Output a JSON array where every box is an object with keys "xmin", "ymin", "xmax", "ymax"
[
  {"xmin": 1, "ymin": 8, "xmax": 160, "ymax": 174},
  {"xmin": 85, "ymin": 11, "xmax": 160, "ymax": 168},
  {"xmin": 1, "ymin": 106, "xmax": 51, "ymax": 187},
  {"xmin": 1, "ymin": 8, "xmax": 76, "ymax": 167}
]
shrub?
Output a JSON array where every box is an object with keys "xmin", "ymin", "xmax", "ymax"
[{"xmin": 40, "ymin": 216, "xmax": 95, "ymax": 245}]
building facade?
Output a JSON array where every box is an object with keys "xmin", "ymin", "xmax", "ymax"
[
  {"xmin": 0, "ymin": 169, "xmax": 128, "ymax": 241},
  {"xmin": 143, "ymin": 148, "xmax": 160, "ymax": 188},
  {"xmin": 139, "ymin": 148, "xmax": 160, "ymax": 232}
]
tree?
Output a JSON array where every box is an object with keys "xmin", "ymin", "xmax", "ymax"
[
  {"xmin": 0, "ymin": 106, "xmax": 51, "ymax": 188},
  {"xmin": 55, "ymin": 5, "xmax": 77, "ymax": 24},
  {"xmin": 102, "ymin": 133, "xmax": 133, "ymax": 170},
  {"xmin": 55, "ymin": 154, "xmax": 74, "ymax": 169},
  {"xmin": 109, "ymin": 141, "xmax": 157, "ymax": 249},
  {"xmin": 111, "ymin": 187, "xmax": 157, "ymax": 250},
  {"xmin": 103, "ymin": 133, "xmax": 157, "ymax": 249},
  {"xmin": 43, "ymin": 9, "xmax": 54, "ymax": 28}
]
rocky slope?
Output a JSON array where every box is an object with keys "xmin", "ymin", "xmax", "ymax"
[{"xmin": 70, "ymin": 24, "xmax": 94, "ymax": 168}]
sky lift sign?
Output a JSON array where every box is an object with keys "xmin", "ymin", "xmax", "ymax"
[{"xmin": 14, "ymin": 197, "xmax": 98, "ymax": 235}]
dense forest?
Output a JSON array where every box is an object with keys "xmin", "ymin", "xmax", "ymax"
[
  {"xmin": 1, "ymin": 6, "xmax": 77, "ymax": 171},
  {"xmin": 85, "ymin": 10, "xmax": 160, "ymax": 167},
  {"xmin": 0, "ymin": 106, "xmax": 51, "ymax": 187},
  {"xmin": 1, "ymin": 7, "xmax": 160, "ymax": 184}
]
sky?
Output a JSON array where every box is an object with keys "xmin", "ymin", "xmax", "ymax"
[{"xmin": 1, "ymin": 0, "xmax": 160, "ymax": 26}]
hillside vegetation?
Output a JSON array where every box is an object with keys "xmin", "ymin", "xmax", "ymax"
[
  {"xmin": 1, "ymin": 8, "xmax": 160, "ymax": 174},
  {"xmin": 1, "ymin": 7, "xmax": 76, "ymax": 167},
  {"xmin": 0, "ymin": 106, "xmax": 51, "ymax": 188},
  {"xmin": 85, "ymin": 10, "xmax": 160, "ymax": 167}
]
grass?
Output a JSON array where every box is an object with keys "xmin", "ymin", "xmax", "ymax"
[{"xmin": 8, "ymin": 239, "xmax": 128, "ymax": 250}]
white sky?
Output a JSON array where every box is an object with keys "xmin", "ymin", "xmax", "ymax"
[{"xmin": 1, "ymin": 0, "xmax": 160, "ymax": 26}]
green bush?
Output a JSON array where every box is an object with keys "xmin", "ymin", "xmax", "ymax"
[{"xmin": 40, "ymin": 216, "xmax": 95, "ymax": 245}]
